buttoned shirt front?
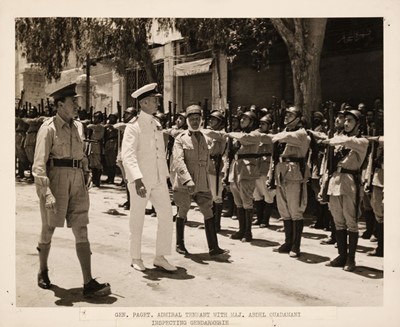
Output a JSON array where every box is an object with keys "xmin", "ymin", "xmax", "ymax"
[
  {"xmin": 272, "ymin": 128, "xmax": 311, "ymax": 182},
  {"xmin": 121, "ymin": 111, "xmax": 169, "ymax": 185},
  {"xmin": 327, "ymin": 135, "xmax": 369, "ymax": 196},
  {"xmin": 171, "ymin": 130, "xmax": 211, "ymax": 193},
  {"xmin": 32, "ymin": 114, "xmax": 87, "ymax": 197}
]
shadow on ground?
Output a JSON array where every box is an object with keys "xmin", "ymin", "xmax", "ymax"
[
  {"xmin": 295, "ymin": 252, "xmax": 331, "ymax": 264},
  {"xmin": 352, "ymin": 266, "xmax": 383, "ymax": 279},
  {"xmin": 50, "ymin": 285, "xmax": 118, "ymax": 307},
  {"xmin": 141, "ymin": 266, "xmax": 195, "ymax": 282}
]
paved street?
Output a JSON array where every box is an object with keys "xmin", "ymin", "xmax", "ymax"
[{"xmin": 13, "ymin": 177, "xmax": 384, "ymax": 310}]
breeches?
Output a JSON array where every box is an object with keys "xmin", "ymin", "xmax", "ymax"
[
  {"xmin": 173, "ymin": 190, "xmax": 213, "ymax": 219},
  {"xmin": 329, "ymin": 194, "xmax": 359, "ymax": 232},
  {"xmin": 230, "ymin": 179, "xmax": 256, "ymax": 210},
  {"xmin": 253, "ymin": 175, "xmax": 276, "ymax": 203},
  {"xmin": 371, "ymin": 186, "xmax": 384, "ymax": 223},
  {"xmin": 208, "ymin": 173, "xmax": 223, "ymax": 203},
  {"xmin": 276, "ymin": 181, "xmax": 307, "ymax": 221}
]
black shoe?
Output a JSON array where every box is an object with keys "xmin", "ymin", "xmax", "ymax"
[
  {"xmin": 83, "ymin": 279, "xmax": 111, "ymax": 298},
  {"xmin": 176, "ymin": 244, "xmax": 190, "ymax": 255},
  {"xmin": 277, "ymin": 243, "xmax": 292, "ymax": 253},
  {"xmin": 37, "ymin": 269, "xmax": 51, "ymax": 289},
  {"xmin": 118, "ymin": 201, "xmax": 128, "ymax": 208},
  {"xmin": 209, "ymin": 247, "xmax": 230, "ymax": 257},
  {"xmin": 326, "ymin": 255, "xmax": 347, "ymax": 267},
  {"xmin": 123, "ymin": 203, "xmax": 130, "ymax": 210},
  {"xmin": 320, "ymin": 237, "xmax": 336, "ymax": 245}
]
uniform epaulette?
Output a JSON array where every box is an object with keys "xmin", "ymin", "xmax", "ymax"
[
  {"xmin": 128, "ymin": 116, "xmax": 139, "ymax": 124},
  {"xmin": 42, "ymin": 116, "xmax": 56, "ymax": 126}
]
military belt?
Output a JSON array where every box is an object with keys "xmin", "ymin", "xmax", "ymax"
[
  {"xmin": 236, "ymin": 153, "xmax": 260, "ymax": 160},
  {"xmin": 47, "ymin": 158, "xmax": 83, "ymax": 168},
  {"xmin": 279, "ymin": 156, "xmax": 304, "ymax": 163},
  {"xmin": 337, "ymin": 167, "xmax": 358, "ymax": 175}
]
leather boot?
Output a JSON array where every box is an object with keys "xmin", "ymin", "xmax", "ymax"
[
  {"xmin": 361, "ymin": 209, "xmax": 375, "ymax": 239},
  {"xmin": 344, "ymin": 231, "xmax": 358, "ymax": 271},
  {"xmin": 231, "ymin": 207, "xmax": 245, "ymax": 239},
  {"xmin": 214, "ymin": 203, "xmax": 223, "ymax": 232},
  {"xmin": 260, "ymin": 202, "xmax": 273, "ymax": 228},
  {"xmin": 176, "ymin": 217, "xmax": 189, "ymax": 254},
  {"xmin": 310, "ymin": 202, "xmax": 324, "ymax": 229},
  {"xmin": 277, "ymin": 220, "xmax": 293, "ymax": 253},
  {"xmin": 327, "ymin": 229, "xmax": 347, "ymax": 267},
  {"xmin": 368, "ymin": 222, "xmax": 383, "ymax": 257},
  {"xmin": 205, "ymin": 218, "xmax": 229, "ymax": 256},
  {"xmin": 253, "ymin": 200, "xmax": 265, "ymax": 225},
  {"xmin": 242, "ymin": 209, "xmax": 253, "ymax": 242},
  {"xmin": 222, "ymin": 191, "xmax": 234, "ymax": 217},
  {"xmin": 289, "ymin": 220, "xmax": 304, "ymax": 257}
]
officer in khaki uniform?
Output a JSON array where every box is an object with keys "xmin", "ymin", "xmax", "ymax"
[
  {"xmin": 87, "ymin": 111, "xmax": 105, "ymax": 187},
  {"xmin": 32, "ymin": 83, "xmax": 111, "ymax": 297},
  {"xmin": 121, "ymin": 83, "xmax": 177, "ymax": 272},
  {"xmin": 171, "ymin": 105, "xmax": 229, "ymax": 257},
  {"xmin": 323, "ymin": 110, "xmax": 369, "ymax": 271}
]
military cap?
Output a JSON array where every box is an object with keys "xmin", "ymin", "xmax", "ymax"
[
  {"xmin": 50, "ymin": 83, "xmax": 80, "ymax": 101},
  {"xmin": 209, "ymin": 110, "xmax": 225, "ymax": 121},
  {"xmin": 259, "ymin": 114, "xmax": 273, "ymax": 124},
  {"xmin": 93, "ymin": 111, "xmax": 104, "ymax": 119},
  {"xmin": 131, "ymin": 83, "xmax": 162, "ymax": 101},
  {"xmin": 154, "ymin": 112, "xmax": 166, "ymax": 121},
  {"xmin": 345, "ymin": 109, "xmax": 363, "ymax": 122},
  {"xmin": 124, "ymin": 107, "xmax": 138, "ymax": 115},
  {"xmin": 260, "ymin": 108, "xmax": 269, "ymax": 115},
  {"xmin": 186, "ymin": 104, "xmax": 202, "ymax": 117},
  {"xmin": 285, "ymin": 106, "xmax": 302, "ymax": 117},
  {"xmin": 241, "ymin": 110, "xmax": 257, "ymax": 121},
  {"xmin": 177, "ymin": 111, "xmax": 187, "ymax": 118},
  {"xmin": 313, "ymin": 111, "xmax": 325, "ymax": 120}
]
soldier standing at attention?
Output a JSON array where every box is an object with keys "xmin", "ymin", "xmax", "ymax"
[
  {"xmin": 171, "ymin": 105, "xmax": 229, "ymax": 256},
  {"xmin": 205, "ymin": 111, "xmax": 260, "ymax": 243},
  {"xmin": 103, "ymin": 114, "xmax": 119, "ymax": 184},
  {"xmin": 253, "ymin": 114, "xmax": 275, "ymax": 228},
  {"xmin": 207, "ymin": 110, "xmax": 227, "ymax": 232},
  {"xmin": 324, "ymin": 110, "xmax": 369, "ymax": 271},
  {"xmin": 32, "ymin": 83, "xmax": 111, "ymax": 297},
  {"xmin": 87, "ymin": 111, "xmax": 105, "ymax": 187},
  {"xmin": 121, "ymin": 83, "xmax": 177, "ymax": 272},
  {"xmin": 272, "ymin": 107, "xmax": 311, "ymax": 258}
]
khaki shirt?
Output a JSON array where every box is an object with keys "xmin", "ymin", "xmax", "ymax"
[
  {"xmin": 272, "ymin": 128, "xmax": 311, "ymax": 183},
  {"xmin": 327, "ymin": 135, "xmax": 369, "ymax": 196},
  {"xmin": 32, "ymin": 114, "xmax": 87, "ymax": 198},
  {"xmin": 121, "ymin": 111, "xmax": 169, "ymax": 185},
  {"xmin": 171, "ymin": 130, "xmax": 211, "ymax": 193}
]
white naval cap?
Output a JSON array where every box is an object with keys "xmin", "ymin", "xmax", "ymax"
[{"xmin": 131, "ymin": 83, "xmax": 162, "ymax": 101}]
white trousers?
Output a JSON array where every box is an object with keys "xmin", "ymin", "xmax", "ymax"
[{"xmin": 128, "ymin": 181, "xmax": 173, "ymax": 259}]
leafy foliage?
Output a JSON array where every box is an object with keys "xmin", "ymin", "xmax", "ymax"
[{"xmin": 16, "ymin": 18, "xmax": 155, "ymax": 82}]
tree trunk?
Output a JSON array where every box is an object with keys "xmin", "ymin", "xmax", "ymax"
[{"xmin": 271, "ymin": 18, "xmax": 327, "ymax": 126}]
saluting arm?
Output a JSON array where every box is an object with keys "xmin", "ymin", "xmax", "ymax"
[{"xmin": 272, "ymin": 129, "xmax": 307, "ymax": 146}]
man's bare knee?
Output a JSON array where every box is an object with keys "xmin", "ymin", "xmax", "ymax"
[
  {"xmin": 72, "ymin": 225, "xmax": 89, "ymax": 243},
  {"xmin": 40, "ymin": 225, "xmax": 56, "ymax": 244}
]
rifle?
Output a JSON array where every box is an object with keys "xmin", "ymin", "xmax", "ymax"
[
  {"xmin": 103, "ymin": 108, "xmax": 107, "ymax": 124},
  {"xmin": 203, "ymin": 98, "xmax": 209, "ymax": 129},
  {"xmin": 116, "ymin": 101, "xmax": 122, "ymax": 152},
  {"xmin": 319, "ymin": 101, "xmax": 336, "ymax": 203},
  {"xmin": 168, "ymin": 101, "xmax": 173, "ymax": 128},
  {"xmin": 364, "ymin": 129, "xmax": 377, "ymax": 193},
  {"xmin": 268, "ymin": 96, "xmax": 280, "ymax": 189},
  {"xmin": 223, "ymin": 101, "xmax": 233, "ymax": 186}
]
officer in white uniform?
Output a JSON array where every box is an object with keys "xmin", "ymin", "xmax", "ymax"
[{"xmin": 121, "ymin": 83, "xmax": 177, "ymax": 272}]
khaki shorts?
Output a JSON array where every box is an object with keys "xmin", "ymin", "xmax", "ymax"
[{"xmin": 40, "ymin": 167, "xmax": 90, "ymax": 228}]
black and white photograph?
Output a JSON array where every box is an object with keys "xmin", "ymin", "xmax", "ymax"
[{"xmin": 1, "ymin": 0, "xmax": 399, "ymax": 326}]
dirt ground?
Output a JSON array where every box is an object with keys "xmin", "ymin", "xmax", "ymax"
[{"xmin": 6, "ymin": 177, "xmax": 389, "ymax": 326}]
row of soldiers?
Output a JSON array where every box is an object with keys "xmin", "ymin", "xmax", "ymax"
[
  {"xmin": 151, "ymin": 98, "xmax": 384, "ymax": 273},
  {"xmin": 16, "ymin": 96, "xmax": 384, "ymax": 273}
]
